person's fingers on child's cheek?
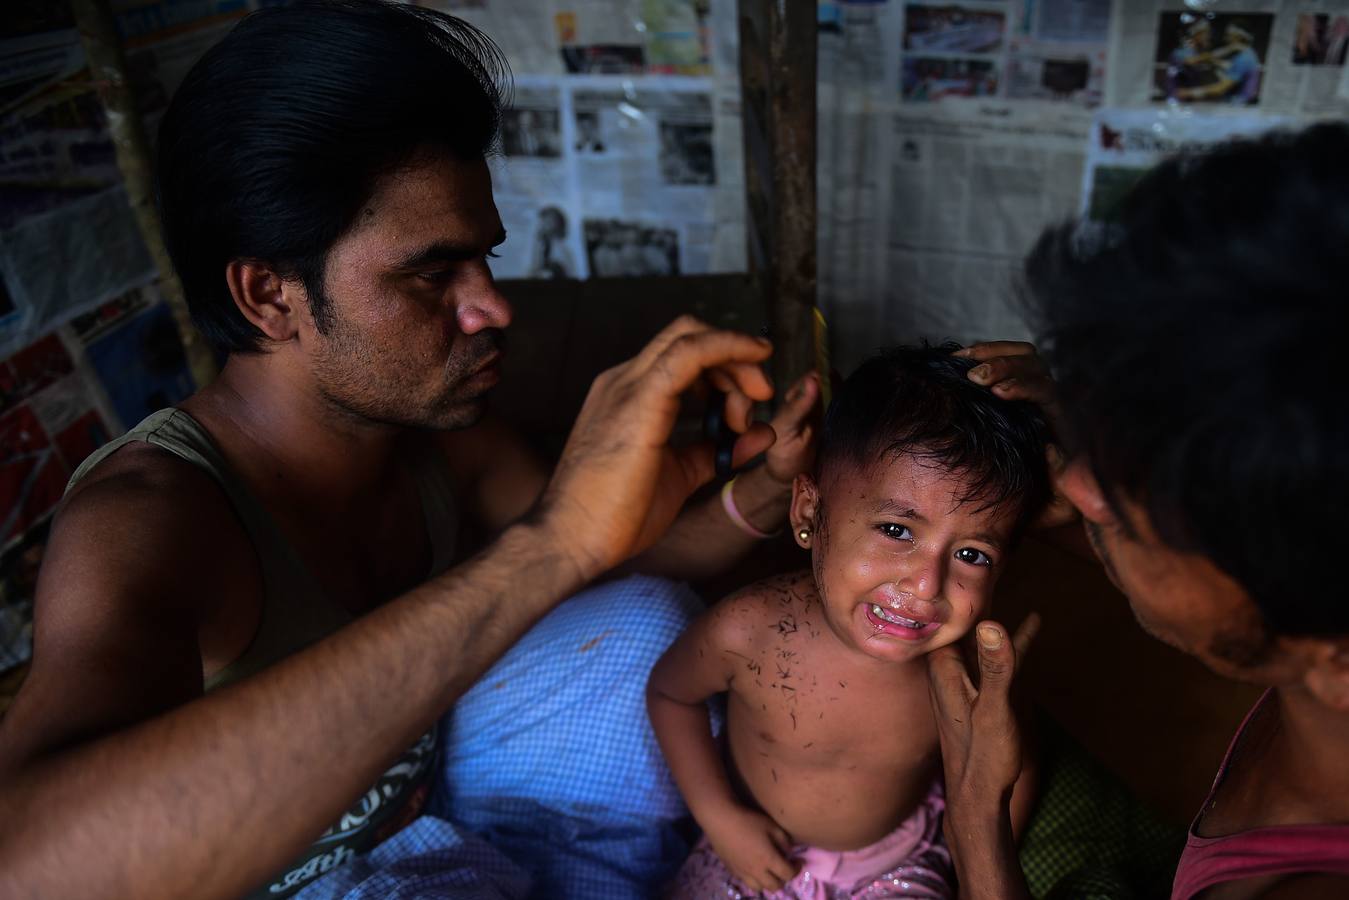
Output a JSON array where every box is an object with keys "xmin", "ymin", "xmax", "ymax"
[{"xmin": 1012, "ymin": 612, "xmax": 1041, "ymax": 673}]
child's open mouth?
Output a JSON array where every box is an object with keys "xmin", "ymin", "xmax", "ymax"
[{"xmin": 862, "ymin": 603, "xmax": 939, "ymax": 640}]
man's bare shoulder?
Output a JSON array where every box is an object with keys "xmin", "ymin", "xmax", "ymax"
[
  {"xmin": 46, "ymin": 441, "xmax": 258, "ymax": 625},
  {"xmin": 0, "ymin": 444, "xmax": 261, "ymax": 769}
]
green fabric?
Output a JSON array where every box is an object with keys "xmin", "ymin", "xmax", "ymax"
[{"xmin": 1018, "ymin": 717, "xmax": 1185, "ymax": 899}]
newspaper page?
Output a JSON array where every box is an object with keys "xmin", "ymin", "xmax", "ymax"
[
  {"xmin": 897, "ymin": 1, "xmax": 1112, "ymax": 109},
  {"xmin": 571, "ymin": 81, "xmax": 725, "ymax": 275},
  {"xmin": 818, "ymin": 1, "xmax": 1111, "ymax": 370},
  {"xmin": 421, "ymin": 0, "xmax": 746, "ymax": 280},
  {"xmin": 421, "ymin": 0, "xmax": 731, "ymax": 78},
  {"xmin": 1079, "ymin": 108, "xmax": 1294, "ymax": 223},
  {"xmin": 1106, "ymin": 0, "xmax": 1349, "ymax": 117},
  {"xmin": 883, "ymin": 107, "xmax": 1088, "ymax": 349}
]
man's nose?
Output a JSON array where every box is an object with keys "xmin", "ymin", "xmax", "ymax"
[{"xmin": 456, "ymin": 262, "xmax": 513, "ymax": 333}]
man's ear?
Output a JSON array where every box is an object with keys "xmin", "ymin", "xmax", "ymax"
[
  {"xmin": 1290, "ymin": 638, "xmax": 1349, "ymax": 712},
  {"xmin": 790, "ymin": 473, "xmax": 820, "ymax": 548},
  {"xmin": 224, "ymin": 259, "xmax": 302, "ymax": 343},
  {"xmin": 1057, "ymin": 457, "xmax": 1114, "ymax": 525}
]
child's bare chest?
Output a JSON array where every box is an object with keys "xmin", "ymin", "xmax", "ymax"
[{"xmin": 728, "ymin": 623, "xmax": 938, "ymax": 771}]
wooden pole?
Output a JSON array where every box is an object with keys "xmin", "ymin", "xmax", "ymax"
[
  {"xmin": 71, "ymin": 0, "xmax": 218, "ymax": 390},
  {"xmin": 736, "ymin": 0, "xmax": 818, "ymax": 403}
]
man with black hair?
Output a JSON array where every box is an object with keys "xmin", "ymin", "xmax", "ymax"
[
  {"xmin": 0, "ymin": 3, "xmax": 819, "ymax": 898},
  {"xmin": 930, "ymin": 124, "xmax": 1349, "ymax": 898}
]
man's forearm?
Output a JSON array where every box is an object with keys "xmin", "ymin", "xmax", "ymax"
[
  {"xmin": 0, "ymin": 519, "xmax": 585, "ymax": 900},
  {"xmin": 632, "ymin": 466, "xmax": 790, "ymax": 581},
  {"xmin": 945, "ymin": 793, "xmax": 1032, "ymax": 900}
]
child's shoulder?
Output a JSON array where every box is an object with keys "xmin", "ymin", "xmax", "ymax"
[{"xmin": 702, "ymin": 569, "xmax": 819, "ymax": 646}]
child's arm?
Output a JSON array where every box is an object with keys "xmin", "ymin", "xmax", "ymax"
[{"xmin": 647, "ymin": 598, "xmax": 798, "ymax": 894}]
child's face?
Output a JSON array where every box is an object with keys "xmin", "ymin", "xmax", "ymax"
[{"xmin": 791, "ymin": 453, "xmax": 1018, "ymax": 665}]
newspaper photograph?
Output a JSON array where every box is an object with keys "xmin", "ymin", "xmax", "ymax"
[
  {"xmin": 583, "ymin": 218, "xmax": 680, "ymax": 277},
  {"xmin": 1006, "ymin": 52, "xmax": 1102, "ymax": 105},
  {"xmin": 501, "ymin": 85, "xmax": 564, "ymax": 158},
  {"xmin": 902, "ymin": 57, "xmax": 1000, "ymax": 101},
  {"xmin": 903, "ymin": 4, "xmax": 1006, "ymax": 54},
  {"xmin": 1292, "ymin": 13, "xmax": 1349, "ymax": 65},
  {"xmin": 0, "ymin": 31, "xmax": 119, "ymax": 229},
  {"xmin": 1108, "ymin": 0, "xmax": 1349, "ymax": 117},
  {"xmin": 892, "ymin": 0, "xmax": 1114, "ymax": 109},
  {"xmin": 1152, "ymin": 12, "xmax": 1274, "ymax": 105}
]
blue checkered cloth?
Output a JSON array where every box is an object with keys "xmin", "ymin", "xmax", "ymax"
[{"xmin": 296, "ymin": 575, "xmax": 703, "ymax": 900}]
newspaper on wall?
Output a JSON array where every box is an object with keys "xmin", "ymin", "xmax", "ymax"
[
  {"xmin": 1079, "ymin": 108, "xmax": 1293, "ymax": 223},
  {"xmin": 489, "ymin": 73, "xmax": 744, "ymax": 280},
  {"xmin": 818, "ymin": 1, "xmax": 1110, "ymax": 371},
  {"xmin": 421, "ymin": 0, "xmax": 733, "ymax": 78}
]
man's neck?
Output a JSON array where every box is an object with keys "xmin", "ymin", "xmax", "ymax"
[{"xmin": 183, "ymin": 353, "xmax": 405, "ymax": 514}]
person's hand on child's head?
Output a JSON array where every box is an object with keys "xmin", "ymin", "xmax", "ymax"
[
  {"xmin": 956, "ymin": 342, "xmax": 1076, "ymax": 530},
  {"xmin": 764, "ymin": 371, "xmax": 821, "ymax": 485},
  {"xmin": 704, "ymin": 803, "xmax": 799, "ymax": 893}
]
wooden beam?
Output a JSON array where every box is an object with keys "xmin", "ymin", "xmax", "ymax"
[{"xmin": 737, "ymin": 0, "xmax": 818, "ymax": 402}]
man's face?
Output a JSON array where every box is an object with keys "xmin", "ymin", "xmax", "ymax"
[
  {"xmin": 793, "ymin": 454, "xmax": 1017, "ymax": 666},
  {"xmin": 303, "ymin": 153, "xmax": 510, "ymax": 431},
  {"xmin": 1060, "ymin": 459, "xmax": 1285, "ymax": 679}
]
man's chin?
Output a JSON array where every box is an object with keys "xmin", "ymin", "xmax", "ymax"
[{"xmin": 428, "ymin": 396, "xmax": 487, "ymax": 432}]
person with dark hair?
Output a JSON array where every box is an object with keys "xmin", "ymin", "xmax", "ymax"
[
  {"xmin": 0, "ymin": 3, "xmax": 822, "ymax": 898},
  {"xmin": 928, "ymin": 123, "xmax": 1349, "ymax": 898},
  {"xmin": 649, "ymin": 344, "xmax": 1049, "ymax": 898}
]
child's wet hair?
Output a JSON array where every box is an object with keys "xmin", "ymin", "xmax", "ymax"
[{"xmin": 817, "ymin": 343, "xmax": 1051, "ymax": 539}]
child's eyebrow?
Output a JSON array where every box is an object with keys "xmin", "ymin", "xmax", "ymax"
[
  {"xmin": 872, "ymin": 499, "xmax": 924, "ymax": 519},
  {"xmin": 968, "ymin": 531, "xmax": 1006, "ymax": 551}
]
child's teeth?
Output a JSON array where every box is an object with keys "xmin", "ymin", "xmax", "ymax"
[{"xmin": 871, "ymin": 604, "xmax": 922, "ymax": 628}]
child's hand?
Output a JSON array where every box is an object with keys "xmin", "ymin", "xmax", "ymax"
[
  {"xmin": 703, "ymin": 804, "xmax": 798, "ymax": 893},
  {"xmin": 763, "ymin": 371, "xmax": 821, "ymax": 485}
]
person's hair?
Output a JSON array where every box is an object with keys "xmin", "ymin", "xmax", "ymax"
[
  {"xmin": 156, "ymin": 0, "xmax": 509, "ymax": 356},
  {"xmin": 1023, "ymin": 122, "xmax": 1349, "ymax": 635},
  {"xmin": 817, "ymin": 343, "xmax": 1051, "ymax": 540}
]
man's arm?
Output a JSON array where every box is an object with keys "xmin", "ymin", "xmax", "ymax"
[
  {"xmin": 0, "ymin": 316, "xmax": 775, "ymax": 900},
  {"xmin": 927, "ymin": 620, "xmax": 1040, "ymax": 900}
]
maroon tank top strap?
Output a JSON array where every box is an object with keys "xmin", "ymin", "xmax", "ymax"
[{"xmin": 1171, "ymin": 690, "xmax": 1349, "ymax": 899}]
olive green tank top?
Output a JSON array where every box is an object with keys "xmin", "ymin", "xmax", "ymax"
[{"xmin": 66, "ymin": 408, "xmax": 459, "ymax": 897}]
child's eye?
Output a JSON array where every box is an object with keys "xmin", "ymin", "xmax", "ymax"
[
  {"xmin": 879, "ymin": 523, "xmax": 913, "ymax": 541},
  {"xmin": 954, "ymin": 547, "xmax": 992, "ymax": 567}
]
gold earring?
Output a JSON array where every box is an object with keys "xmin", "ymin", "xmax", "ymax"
[{"xmin": 798, "ymin": 528, "xmax": 811, "ymax": 543}]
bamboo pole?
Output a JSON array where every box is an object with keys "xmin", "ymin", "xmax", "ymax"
[
  {"xmin": 71, "ymin": 0, "xmax": 218, "ymax": 390},
  {"xmin": 736, "ymin": 0, "xmax": 819, "ymax": 404}
]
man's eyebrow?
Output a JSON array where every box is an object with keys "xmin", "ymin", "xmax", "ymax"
[
  {"xmin": 393, "ymin": 230, "xmax": 507, "ymax": 269},
  {"xmin": 873, "ymin": 499, "xmax": 925, "ymax": 520}
]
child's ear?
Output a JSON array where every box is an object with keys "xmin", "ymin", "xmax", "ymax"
[
  {"xmin": 790, "ymin": 474, "xmax": 820, "ymax": 548},
  {"xmin": 1291, "ymin": 637, "xmax": 1349, "ymax": 712}
]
